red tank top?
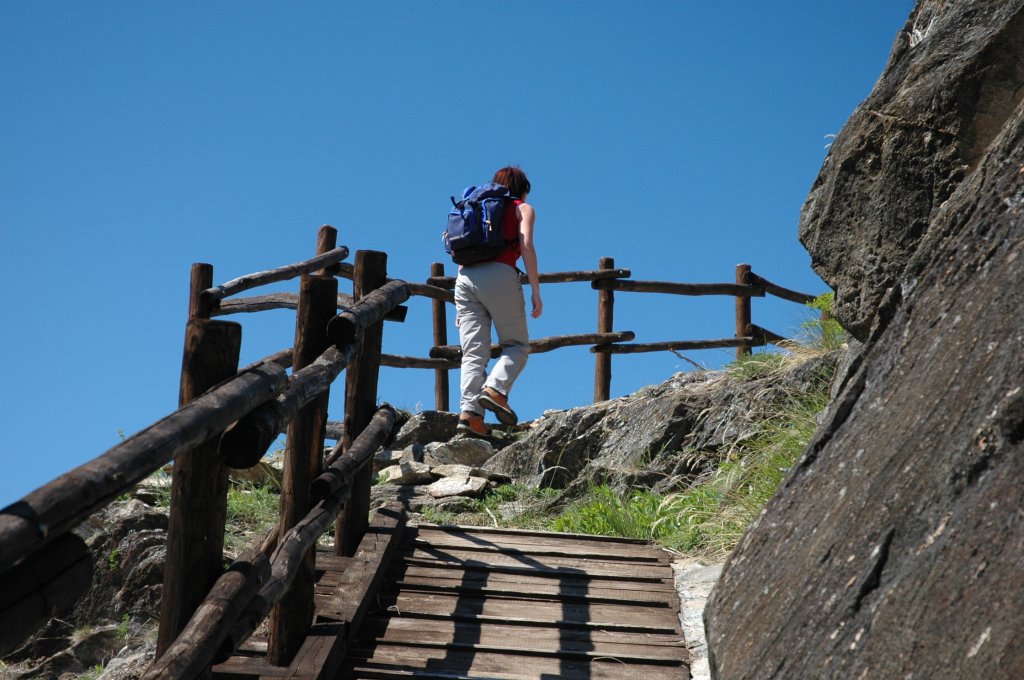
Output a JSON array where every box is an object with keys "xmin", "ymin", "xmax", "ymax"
[{"xmin": 492, "ymin": 199, "xmax": 522, "ymax": 268}]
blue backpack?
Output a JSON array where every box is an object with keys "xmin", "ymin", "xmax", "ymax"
[{"xmin": 443, "ymin": 182, "xmax": 516, "ymax": 265}]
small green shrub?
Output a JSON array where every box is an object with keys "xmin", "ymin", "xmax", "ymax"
[
  {"xmin": 551, "ymin": 486, "xmax": 671, "ymax": 541},
  {"xmin": 800, "ymin": 292, "xmax": 845, "ymax": 351},
  {"xmin": 80, "ymin": 664, "xmax": 105, "ymax": 680},
  {"xmin": 726, "ymin": 351, "xmax": 788, "ymax": 381},
  {"xmin": 657, "ymin": 387, "xmax": 829, "ymax": 557}
]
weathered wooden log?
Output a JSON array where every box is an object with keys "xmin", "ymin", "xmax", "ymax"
[
  {"xmin": 381, "ymin": 354, "xmax": 459, "ymax": 370},
  {"xmin": 217, "ymin": 345, "xmax": 353, "ymax": 470},
  {"xmin": 338, "ymin": 251, "xmax": 389, "ymax": 557},
  {"xmin": 430, "ymin": 263, "xmax": 450, "ymax": 412},
  {"xmin": 0, "ymin": 361, "xmax": 287, "ymax": 575},
  {"xmin": 212, "ymin": 292, "xmax": 408, "ymax": 322},
  {"xmin": 0, "ymin": 533, "xmax": 92, "ymax": 656},
  {"xmin": 142, "ymin": 551, "xmax": 270, "ymax": 680},
  {"xmin": 735, "ymin": 264, "xmax": 753, "ymax": 360},
  {"xmin": 592, "ymin": 278, "xmax": 767, "ymax": 297},
  {"xmin": 325, "ymin": 421, "xmax": 344, "ymax": 441},
  {"xmin": 157, "ymin": 315, "xmax": 240, "ymax": 660},
  {"xmin": 311, "ymin": 405, "xmax": 397, "ymax": 503},
  {"xmin": 747, "ymin": 272, "xmax": 817, "ymax": 304},
  {"xmin": 335, "ymin": 262, "xmax": 452, "ymax": 302},
  {"xmin": 426, "ymin": 267, "xmax": 632, "ymax": 290},
  {"xmin": 200, "ymin": 246, "xmax": 349, "ymax": 305},
  {"xmin": 429, "ymin": 331, "xmax": 636, "ymax": 360},
  {"xmin": 219, "ymin": 489, "xmax": 348, "ymax": 660},
  {"xmin": 242, "ymin": 348, "xmax": 293, "ymax": 371},
  {"xmin": 590, "ymin": 336, "xmax": 767, "ymax": 353},
  {"xmin": 326, "ymin": 279, "xmax": 410, "ymax": 348},
  {"xmin": 269, "ymin": 238, "xmax": 339, "ymax": 664},
  {"xmin": 748, "ymin": 323, "xmax": 790, "ymax": 346},
  {"xmin": 595, "ymin": 257, "xmax": 615, "ymax": 403}
]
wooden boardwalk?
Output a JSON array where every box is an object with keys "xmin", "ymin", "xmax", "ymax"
[{"xmin": 214, "ymin": 509, "xmax": 689, "ymax": 679}]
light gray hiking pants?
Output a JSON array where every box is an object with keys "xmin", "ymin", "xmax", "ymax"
[{"xmin": 454, "ymin": 261, "xmax": 529, "ymax": 416}]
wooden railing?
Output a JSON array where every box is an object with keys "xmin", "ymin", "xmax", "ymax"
[
  {"xmin": 394, "ymin": 257, "xmax": 817, "ymax": 407},
  {"xmin": 0, "ymin": 226, "xmax": 820, "ymax": 679}
]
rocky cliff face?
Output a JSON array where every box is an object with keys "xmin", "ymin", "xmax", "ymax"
[
  {"xmin": 798, "ymin": 0, "xmax": 1024, "ymax": 340},
  {"xmin": 707, "ymin": 1, "xmax": 1024, "ymax": 678}
]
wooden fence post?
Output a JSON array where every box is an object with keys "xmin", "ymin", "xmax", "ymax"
[
  {"xmin": 268, "ymin": 227, "xmax": 339, "ymax": 665},
  {"xmin": 594, "ymin": 257, "xmax": 615, "ymax": 402},
  {"xmin": 337, "ymin": 250, "xmax": 388, "ymax": 556},
  {"xmin": 156, "ymin": 263, "xmax": 242, "ymax": 669},
  {"xmin": 431, "ymin": 262, "xmax": 450, "ymax": 412},
  {"xmin": 735, "ymin": 263, "xmax": 752, "ymax": 360}
]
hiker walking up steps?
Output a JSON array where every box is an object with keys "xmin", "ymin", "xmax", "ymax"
[{"xmin": 443, "ymin": 165, "xmax": 542, "ymax": 437}]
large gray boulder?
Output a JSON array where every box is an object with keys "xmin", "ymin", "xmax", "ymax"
[
  {"xmin": 707, "ymin": 2, "xmax": 1024, "ymax": 678},
  {"xmin": 798, "ymin": 0, "xmax": 1024, "ymax": 340},
  {"xmin": 485, "ymin": 357, "xmax": 836, "ymax": 491}
]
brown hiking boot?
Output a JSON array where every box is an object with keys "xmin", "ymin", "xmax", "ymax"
[
  {"xmin": 456, "ymin": 411, "xmax": 491, "ymax": 438},
  {"xmin": 479, "ymin": 387, "xmax": 518, "ymax": 426}
]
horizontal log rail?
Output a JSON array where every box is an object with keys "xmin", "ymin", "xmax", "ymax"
[
  {"xmin": 212, "ymin": 292, "xmax": 408, "ymax": 323},
  {"xmin": 0, "ymin": 359, "xmax": 289, "ymax": 574},
  {"xmin": 142, "ymin": 550, "xmax": 270, "ymax": 680},
  {"xmin": 425, "ymin": 267, "xmax": 632, "ymax": 291},
  {"xmin": 747, "ymin": 272, "xmax": 817, "ymax": 304},
  {"xmin": 218, "ymin": 344, "xmax": 354, "ymax": 470},
  {"xmin": 313, "ymin": 405, "xmax": 397, "ymax": 502},
  {"xmin": 591, "ymin": 336, "xmax": 768, "ymax": 354},
  {"xmin": 242, "ymin": 348, "xmax": 293, "ymax": 371},
  {"xmin": 335, "ymin": 262, "xmax": 454, "ymax": 303},
  {"xmin": 327, "ymin": 280, "xmax": 411, "ymax": 347},
  {"xmin": 429, "ymin": 331, "xmax": 636, "ymax": 361},
  {"xmin": 201, "ymin": 246, "xmax": 350, "ymax": 306},
  {"xmin": 592, "ymin": 279, "xmax": 767, "ymax": 297},
  {"xmin": 382, "ymin": 354, "xmax": 457, "ymax": 370},
  {"xmin": 748, "ymin": 323, "xmax": 789, "ymax": 345}
]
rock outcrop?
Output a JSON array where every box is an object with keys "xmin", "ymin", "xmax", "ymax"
[
  {"xmin": 798, "ymin": 0, "xmax": 1024, "ymax": 340},
  {"xmin": 707, "ymin": 1, "xmax": 1024, "ymax": 678},
  {"xmin": 484, "ymin": 356, "xmax": 835, "ymax": 495}
]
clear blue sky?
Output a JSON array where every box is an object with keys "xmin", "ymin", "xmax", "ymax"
[{"xmin": 1, "ymin": 2, "xmax": 912, "ymax": 507}]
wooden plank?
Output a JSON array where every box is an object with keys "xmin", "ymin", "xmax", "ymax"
[
  {"xmin": 358, "ymin": 615, "xmax": 687, "ymax": 660},
  {"xmin": 388, "ymin": 563, "xmax": 677, "ymax": 593},
  {"xmin": 346, "ymin": 646, "xmax": 685, "ymax": 679},
  {"xmin": 213, "ymin": 657, "xmax": 291, "ymax": 678},
  {"xmin": 371, "ymin": 591, "xmax": 681, "ymax": 633},
  {"xmin": 387, "ymin": 573, "xmax": 677, "ymax": 607},
  {"xmin": 400, "ymin": 547, "xmax": 672, "ymax": 580},
  {"xmin": 407, "ymin": 531, "xmax": 670, "ymax": 562},
  {"xmin": 412, "ymin": 523, "xmax": 655, "ymax": 545},
  {"xmin": 301, "ymin": 505, "xmax": 406, "ymax": 679}
]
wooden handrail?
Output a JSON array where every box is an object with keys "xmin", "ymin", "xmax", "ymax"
[
  {"xmin": 429, "ymin": 331, "xmax": 635, "ymax": 360},
  {"xmin": 212, "ymin": 292, "xmax": 408, "ymax": 322},
  {"xmin": 312, "ymin": 405, "xmax": 397, "ymax": 502},
  {"xmin": 425, "ymin": 267, "xmax": 632, "ymax": 290},
  {"xmin": 747, "ymin": 272, "xmax": 817, "ymax": 304},
  {"xmin": 143, "ymin": 551, "xmax": 270, "ymax": 680},
  {"xmin": 0, "ymin": 359, "xmax": 288, "ymax": 574},
  {"xmin": 593, "ymin": 279, "xmax": 767, "ymax": 297},
  {"xmin": 591, "ymin": 336, "xmax": 768, "ymax": 354},
  {"xmin": 218, "ymin": 344, "xmax": 354, "ymax": 469},
  {"xmin": 200, "ymin": 246, "xmax": 350, "ymax": 305}
]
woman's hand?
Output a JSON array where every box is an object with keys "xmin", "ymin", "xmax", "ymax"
[{"xmin": 531, "ymin": 290, "xmax": 543, "ymax": 318}]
